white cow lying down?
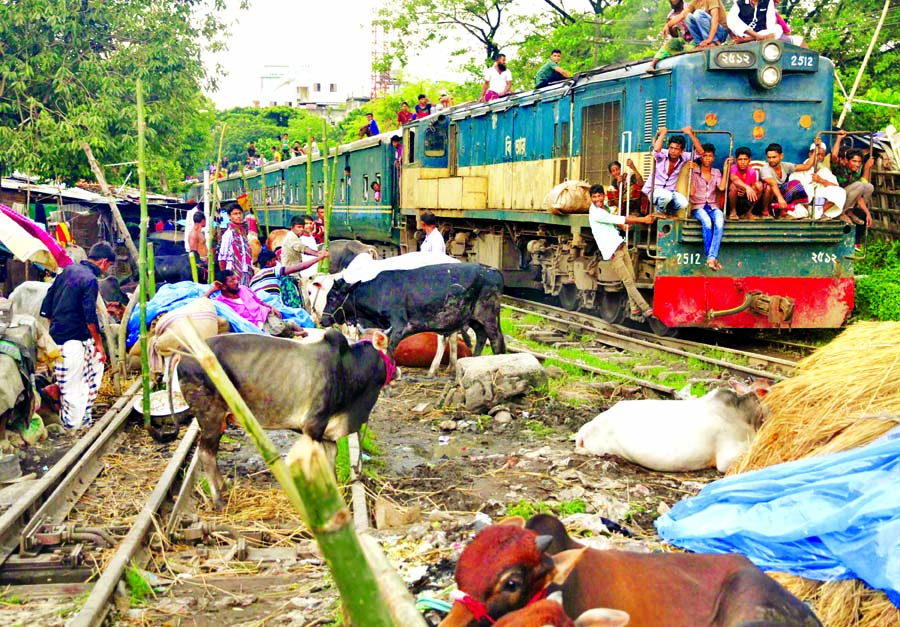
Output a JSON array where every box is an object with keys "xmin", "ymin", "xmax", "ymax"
[{"xmin": 574, "ymin": 381, "xmax": 768, "ymax": 473}]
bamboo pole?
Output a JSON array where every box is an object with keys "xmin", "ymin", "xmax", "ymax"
[
  {"xmin": 306, "ymin": 135, "xmax": 313, "ymax": 215},
  {"xmin": 210, "ymin": 124, "xmax": 226, "ymax": 283},
  {"xmin": 837, "ymin": 0, "xmax": 890, "ymax": 127},
  {"xmin": 136, "ymin": 79, "xmax": 151, "ymax": 422},
  {"xmin": 321, "ymin": 122, "xmax": 331, "ymax": 273},
  {"xmin": 259, "ymin": 160, "xmax": 270, "ymax": 235},
  {"xmin": 169, "ymin": 319, "xmax": 419, "ymax": 626},
  {"xmin": 82, "ymin": 143, "xmax": 140, "ymax": 264},
  {"xmin": 147, "ymin": 241, "xmax": 156, "ymax": 298}
]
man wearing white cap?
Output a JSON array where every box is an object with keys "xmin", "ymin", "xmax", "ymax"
[
  {"xmin": 432, "ymin": 93, "xmax": 452, "ymax": 114},
  {"xmin": 787, "ymin": 139, "xmax": 846, "ymax": 220}
]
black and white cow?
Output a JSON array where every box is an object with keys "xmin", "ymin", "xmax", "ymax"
[
  {"xmin": 175, "ymin": 329, "xmax": 395, "ymax": 509},
  {"xmin": 317, "ymin": 262, "xmax": 506, "ymax": 356}
]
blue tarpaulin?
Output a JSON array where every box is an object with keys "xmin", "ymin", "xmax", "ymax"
[
  {"xmin": 127, "ymin": 282, "xmax": 262, "ymax": 349},
  {"xmin": 656, "ymin": 426, "xmax": 900, "ymax": 606}
]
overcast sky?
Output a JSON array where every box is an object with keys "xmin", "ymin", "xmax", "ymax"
[{"xmin": 202, "ymin": 0, "xmax": 547, "ymax": 110}]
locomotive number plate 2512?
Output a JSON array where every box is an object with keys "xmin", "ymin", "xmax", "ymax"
[{"xmin": 714, "ymin": 51, "xmax": 756, "ymax": 68}]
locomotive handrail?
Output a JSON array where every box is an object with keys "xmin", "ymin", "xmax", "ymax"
[
  {"xmin": 619, "ymin": 131, "xmax": 636, "ymax": 252},
  {"xmin": 817, "ymin": 129, "xmax": 874, "ymax": 260}
]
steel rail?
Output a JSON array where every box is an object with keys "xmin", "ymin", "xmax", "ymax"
[
  {"xmin": 502, "ymin": 297, "xmax": 795, "ymax": 381},
  {"xmin": 0, "ymin": 380, "xmax": 141, "ymax": 566},
  {"xmin": 69, "ymin": 420, "xmax": 200, "ymax": 627},
  {"xmin": 508, "ymin": 343, "xmax": 677, "ymax": 397}
]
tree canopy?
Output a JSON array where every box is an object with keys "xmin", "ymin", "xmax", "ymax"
[{"xmin": 0, "ymin": 0, "xmax": 229, "ymax": 190}]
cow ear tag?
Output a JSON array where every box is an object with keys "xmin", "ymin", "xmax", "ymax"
[
  {"xmin": 552, "ymin": 548, "xmax": 587, "ymax": 584},
  {"xmin": 498, "ymin": 516, "xmax": 526, "ymax": 528}
]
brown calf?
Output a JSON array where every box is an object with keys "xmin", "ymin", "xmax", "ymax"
[{"xmin": 439, "ymin": 518, "xmax": 822, "ymax": 627}]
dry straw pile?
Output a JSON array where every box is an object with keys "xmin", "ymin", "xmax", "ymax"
[{"xmin": 730, "ymin": 321, "xmax": 900, "ymax": 627}]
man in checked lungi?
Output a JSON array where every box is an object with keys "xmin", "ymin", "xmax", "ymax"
[{"xmin": 39, "ymin": 242, "xmax": 115, "ymax": 429}]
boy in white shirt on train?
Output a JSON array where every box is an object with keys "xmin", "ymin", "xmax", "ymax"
[{"xmin": 588, "ymin": 185, "xmax": 657, "ymax": 318}]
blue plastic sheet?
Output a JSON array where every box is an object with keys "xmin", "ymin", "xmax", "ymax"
[
  {"xmin": 656, "ymin": 426, "xmax": 900, "ymax": 606},
  {"xmin": 126, "ymin": 282, "xmax": 262, "ymax": 349},
  {"xmin": 255, "ymin": 289, "xmax": 315, "ymax": 329}
]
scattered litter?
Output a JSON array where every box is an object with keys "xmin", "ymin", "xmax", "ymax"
[{"xmin": 438, "ymin": 435, "xmax": 450, "ymax": 446}]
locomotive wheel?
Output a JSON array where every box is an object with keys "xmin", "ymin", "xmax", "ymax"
[
  {"xmin": 598, "ymin": 291, "xmax": 625, "ymax": 324},
  {"xmin": 558, "ymin": 284, "xmax": 581, "ymax": 311},
  {"xmin": 648, "ymin": 315, "xmax": 679, "ymax": 337}
]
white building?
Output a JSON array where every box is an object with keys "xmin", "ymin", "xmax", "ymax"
[{"xmin": 254, "ymin": 65, "xmax": 369, "ymax": 121}]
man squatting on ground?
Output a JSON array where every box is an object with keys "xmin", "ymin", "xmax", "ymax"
[{"xmin": 39, "ymin": 242, "xmax": 116, "ymax": 429}]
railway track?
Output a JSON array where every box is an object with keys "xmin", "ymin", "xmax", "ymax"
[
  {"xmin": 501, "ymin": 296, "xmax": 798, "ymax": 397},
  {"xmin": 0, "ymin": 380, "xmax": 200, "ymax": 626}
]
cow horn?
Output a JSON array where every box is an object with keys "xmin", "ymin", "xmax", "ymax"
[{"xmin": 535, "ymin": 534, "xmax": 554, "ymax": 553}]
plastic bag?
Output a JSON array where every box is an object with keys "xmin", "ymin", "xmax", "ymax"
[{"xmin": 656, "ymin": 426, "xmax": 900, "ymax": 605}]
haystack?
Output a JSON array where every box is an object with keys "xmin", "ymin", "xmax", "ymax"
[{"xmin": 730, "ymin": 321, "xmax": 900, "ymax": 626}]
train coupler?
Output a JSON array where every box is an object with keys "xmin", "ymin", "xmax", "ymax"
[{"xmin": 707, "ymin": 290, "xmax": 795, "ymax": 325}]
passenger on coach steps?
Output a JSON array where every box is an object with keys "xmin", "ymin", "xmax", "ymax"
[
  {"xmin": 588, "ymin": 185, "xmax": 657, "ymax": 319},
  {"xmin": 687, "ymin": 144, "xmax": 732, "ymax": 271},
  {"xmin": 642, "ymin": 126, "xmax": 704, "ymax": 216}
]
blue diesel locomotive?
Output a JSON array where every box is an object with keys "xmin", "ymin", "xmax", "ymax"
[{"xmin": 203, "ymin": 40, "xmax": 856, "ymax": 331}]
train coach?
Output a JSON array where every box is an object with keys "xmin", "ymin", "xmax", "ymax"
[{"xmin": 201, "ymin": 40, "xmax": 857, "ymax": 333}]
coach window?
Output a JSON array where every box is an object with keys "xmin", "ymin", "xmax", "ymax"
[
  {"xmin": 363, "ymin": 175, "xmax": 369, "ymax": 201},
  {"xmin": 375, "ymin": 173, "xmax": 382, "ymax": 202},
  {"xmin": 340, "ymin": 178, "xmax": 346, "ymax": 202}
]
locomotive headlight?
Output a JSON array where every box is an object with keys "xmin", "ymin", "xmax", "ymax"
[
  {"xmin": 760, "ymin": 65, "xmax": 781, "ymax": 88},
  {"xmin": 762, "ymin": 42, "xmax": 782, "ymax": 62}
]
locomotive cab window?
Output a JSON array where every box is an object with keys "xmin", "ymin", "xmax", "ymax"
[
  {"xmin": 405, "ymin": 129, "xmax": 416, "ymax": 164},
  {"xmin": 424, "ymin": 121, "xmax": 447, "ymax": 157}
]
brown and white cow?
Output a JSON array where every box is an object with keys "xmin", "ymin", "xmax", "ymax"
[
  {"xmin": 439, "ymin": 517, "xmax": 822, "ymax": 627},
  {"xmin": 175, "ymin": 329, "xmax": 395, "ymax": 509}
]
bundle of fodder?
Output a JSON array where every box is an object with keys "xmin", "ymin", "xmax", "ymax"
[
  {"xmin": 730, "ymin": 321, "xmax": 900, "ymax": 627},
  {"xmin": 732, "ymin": 321, "xmax": 900, "ymax": 473}
]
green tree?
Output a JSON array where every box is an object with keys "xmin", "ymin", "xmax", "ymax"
[
  {"xmin": 376, "ymin": 0, "xmax": 522, "ymax": 77},
  {"xmin": 0, "ymin": 0, "xmax": 229, "ymax": 190},
  {"xmin": 515, "ymin": 0, "xmax": 661, "ymax": 89},
  {"xmin": 784, "ymin": 0, "xmax": 900, "ymax": 130}
]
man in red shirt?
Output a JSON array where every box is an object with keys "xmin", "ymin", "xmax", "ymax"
[{"xmin": 728, "ymin": 146, "xmax": 763, "ymax": 219}]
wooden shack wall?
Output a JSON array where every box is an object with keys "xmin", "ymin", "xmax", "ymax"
[{"xmin": 869, "ymin": 168, "xmax": 900, "ymax": 241}]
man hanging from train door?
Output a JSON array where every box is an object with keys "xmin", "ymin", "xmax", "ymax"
[
  {"xmin": 642, "ymin": 126, "xmax": 704, "ymax": 216},
  {"xmin": 588, "ymin": 185, "xmax": 658, "ymax": 320}
]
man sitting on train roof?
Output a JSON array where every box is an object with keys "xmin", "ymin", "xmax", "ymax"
[
  {"xmin": 481, "ymin": 52, "xmax": 512, "ymax": 102},
  {"xmin": 534, "ymin": 49, "xmax": 571, "ymax": 89},
  {"xmin": 642, "ymin": 126, "xmax": 704, "ymax": 216},
  {"xmin": 760, "ymin": 142, "xmax": 815, "ymax": 218},
  {"xmin": 728, "ymin": 146, "xmax": 763, "ymax": 220},
  {"xmin": 588, "ymin": 185, "xmax": 657, "ymax": 320},
  {"xmin": 728, "ymin": 0, "xmax": 788, "ymax": 43},
  {"xmin": 661, "ymin": 0, "xmax": 728, "ymax": 50}
]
